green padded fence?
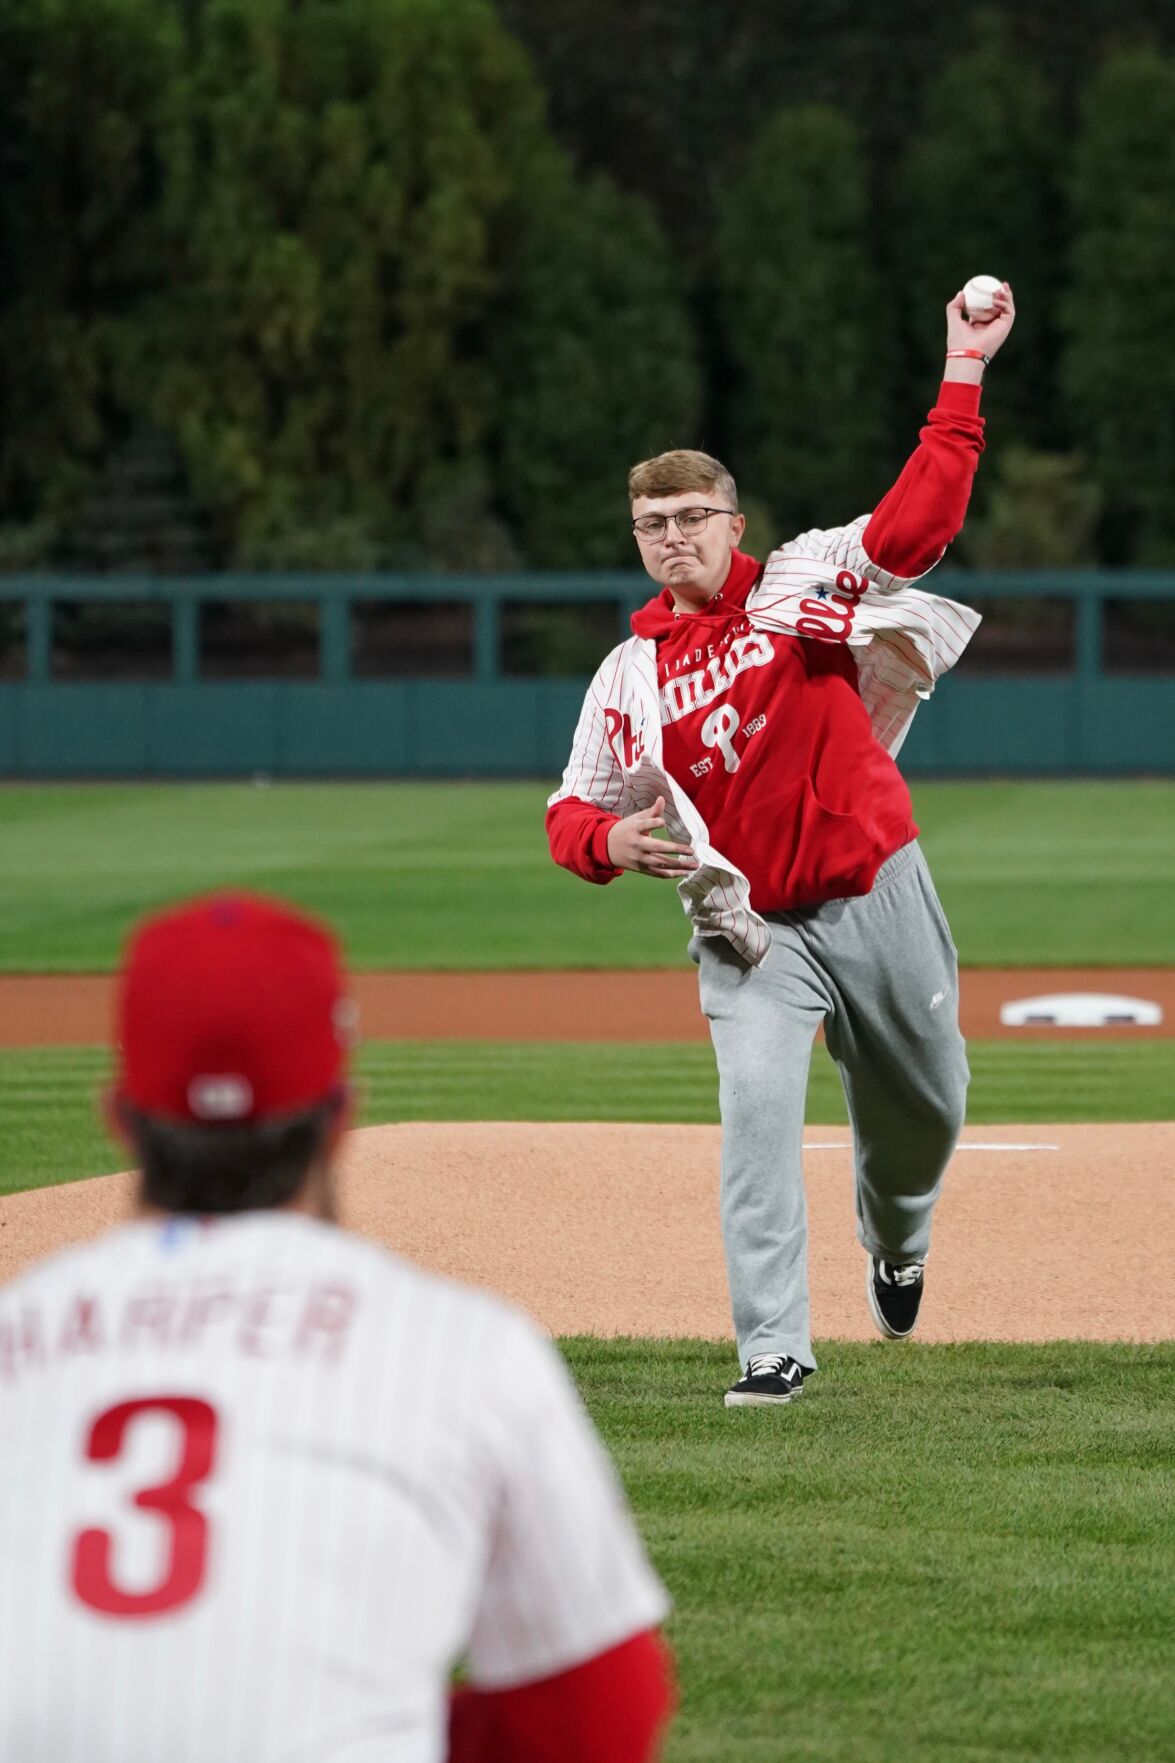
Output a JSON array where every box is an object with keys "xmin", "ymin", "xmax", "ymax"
[{"xmin": 0, "ymin": 572, "xmax": 1172, "ymax": 776}]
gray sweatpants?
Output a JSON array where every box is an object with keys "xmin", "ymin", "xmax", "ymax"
[{"xmin": 692, "ymin": 840, "xmax": 968, "ymax": 1372}]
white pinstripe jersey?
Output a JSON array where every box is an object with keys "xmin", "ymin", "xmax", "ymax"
[
  {"xmin": 0, "ymin": 1213, "xmax": 668, "ymax": 1762},
  {"xmin": 548, "ymin": 514, "xmax": 980, "ymax": 965}
]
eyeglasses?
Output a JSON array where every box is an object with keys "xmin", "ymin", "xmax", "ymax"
[{"xmin": 631, "ymin": 506, "xmax": 735, "ymax": 542}]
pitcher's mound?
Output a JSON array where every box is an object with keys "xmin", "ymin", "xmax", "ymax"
[{"xmin": 4, "ymin": 1122, "xmax": 1170, "ymax": 1342}]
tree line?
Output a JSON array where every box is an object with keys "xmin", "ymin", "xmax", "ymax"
[{"xmin": 2, "ymin": 0, "xmax": 1174, "ymax": 572}]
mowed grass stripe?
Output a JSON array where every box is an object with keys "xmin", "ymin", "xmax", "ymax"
[
  {"xmin": 1, "ymin": 1038, "xmax": 1172, "ymax": 1194},
  {"xmin": 568, "ymin": 1340, "xmax": 1175, "ymax": 1763},
  {"xmin": 1, "ymin": 780, "xmax": 1174, "ymax": 968}
]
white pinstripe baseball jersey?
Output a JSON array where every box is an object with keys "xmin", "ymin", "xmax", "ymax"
[
  {"xmin": 548, "ymin": 514, "xmax": 980, "ymax": 964},
  {"xmin": 0, "ymin": 1212, "xmax": 668, "ymax": 1762}
]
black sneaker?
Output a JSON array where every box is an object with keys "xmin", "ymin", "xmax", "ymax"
[
  {"xmin": 724, "ymin": 1353, "xmax": 805, "ymax": 1408},
  {"xmin": 867, "ymin": 1256, "xmax": 926, "ymax": 1339}
]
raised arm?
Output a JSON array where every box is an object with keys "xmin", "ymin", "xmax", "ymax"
[
  {"xmin": 862, "ymin": 282, "xmax": 1016, "ymax": 581},
  {"xmin": 761, "ymin": 284, "xmax": 1016, "ymax": 593}
]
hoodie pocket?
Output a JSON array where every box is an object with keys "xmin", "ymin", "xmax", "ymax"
[{"xmin": 722, "ymin": 775, "xmax": 889, "ymax": 909}]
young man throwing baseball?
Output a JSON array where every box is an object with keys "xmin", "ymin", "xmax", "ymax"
[
  {"xmin": 0, "ymin": 893, "xmax": 674, "ymax": 1761},
  {"xmin": 547, "ymin": 285, "xmax": 1015, "ymax": 1407}
]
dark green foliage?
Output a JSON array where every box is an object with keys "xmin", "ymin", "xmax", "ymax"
[
  {"xmin": 958, "ymin": 447, "xmax": 1103, "ymax": 567},
  {"xmin": 494, "ymin": 1, "xmax": 1175, "ymax": 567},
  {"xmin": 1061, "ymin": 48, "xmax": 1175, "ymax": 563},
  {"xmin": 494, "ymin": 168, "xmax": 701, "ymax": 567},
  {"xmin": 0, "ymin": 0, "xmax": 697, "ymax": 571},
  {"xmin": 498, "ymin": 0, "xmax": 1175, "ymax": 251},
  {"xmin": 0, "ymin": 0, "xmax": 183, "ymax": 530},
  {"xmin": 714, "ymin": 107, "xmax": 886, "ymax": 536},
  {"xmin": 497, "ymin": 0, "xmax": 803, "ymax": 267},
  {"xmin": 495, "ymin": 1, "xmax": 1052, "ymax": 264},
  {"xmin": 7, "ymin": 4, "xmax": 1175, "ymax": 569},
  {"xmin": 135, "ymin": 0, "xmax": 552, "ymax": 567}
]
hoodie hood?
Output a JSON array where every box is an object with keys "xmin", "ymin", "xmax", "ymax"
[{"xmin": 630, "ymin": 549, "xmax": 764, "ymax": 641}]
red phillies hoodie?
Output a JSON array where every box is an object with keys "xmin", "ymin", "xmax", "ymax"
[{"xmin": 547, "ymin": 380, "xmax": 984, "ymax": 912}]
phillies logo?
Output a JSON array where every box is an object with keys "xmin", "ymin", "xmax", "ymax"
[
  {"xmin": 604, "ymin": 708, "xmax": 645, "ymax": 769},
  {"xmin": 661, "ymin": 630, "xmax": 775, "ymax": 723},
  {"xmin": 793, "ymin": 569, "xmax": 868, "ymax": 642}
]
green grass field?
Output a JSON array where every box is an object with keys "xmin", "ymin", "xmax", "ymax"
[
  {"xmin": 0, "ymin": 779, "xmax": 1173, "ymax": 967},
  {"xmin": 571, "ymin": 1339, "xmax": 1175, "ymax": 1762},
  {"xmin": 2, "ymin": 1038, "xmax": 1174, "ymax": 1196},
  {"xmin": 1, "ymin": 779, "xmax": 1172, "ymax": 1760}
]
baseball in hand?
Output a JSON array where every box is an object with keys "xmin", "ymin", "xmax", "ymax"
[{"xmin": 962, "ymin": 275, "xmax": 1003, "ymax": 321}]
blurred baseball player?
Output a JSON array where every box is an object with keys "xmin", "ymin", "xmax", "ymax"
[
  {"xmin": 548, "ymin": 287, "xmax": 1016, "ymax": 1407},
  {"xmin": 0, "ymin": 893, "xmax": 674, "ymax": 1762}
]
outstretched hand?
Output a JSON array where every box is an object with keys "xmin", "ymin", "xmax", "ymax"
[
  {"xmin": 946, "ymin": 282, "xmax": 1015, "ymax": 358},
  {"xmin": 606, "ymin": 795, "xmax": 699, "ymax": 879}
]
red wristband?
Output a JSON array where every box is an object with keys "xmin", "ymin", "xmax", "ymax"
[{"xmin": 945, "ymin": 348, "xmax": 990, "ymax": 366}]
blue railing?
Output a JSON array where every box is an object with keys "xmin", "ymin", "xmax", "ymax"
[{"xmin": 0, "ymin": 571, "xmax": 1172, "ymax": 775}]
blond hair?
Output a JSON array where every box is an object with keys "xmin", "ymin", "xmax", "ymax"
[{"xmin": 628, "ymin": 449, "xmax": 738, "ymax": 512}]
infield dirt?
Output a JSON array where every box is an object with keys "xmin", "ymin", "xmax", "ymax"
[
  {"xmin": 2, "ymin": 967, "xmax": 1171, "ymax": 1343},
  {"xmin": 1, "ymin": 1121, "xmax": 1171, "ymax": 1344},
  {"xmin": 0, "ymin": 966, "xmax": 1173, "ymax": 1045}
]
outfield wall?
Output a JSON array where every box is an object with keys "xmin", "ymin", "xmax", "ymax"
[{"xmin": 1, "ymin": 571, "xmax": 1172, "ymax": 776}]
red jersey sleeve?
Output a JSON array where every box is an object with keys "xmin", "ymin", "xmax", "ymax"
[
  {"xmin": 545, "ymin": 795, "xmax": 623, "ymax": 884},
  {"xmin": 862, "ymin": 379, "xmax": 985, "ymax": 580},
  {"xmin": 447, "ymin": 1628, "xmax": 675, "ymax": 1763}
]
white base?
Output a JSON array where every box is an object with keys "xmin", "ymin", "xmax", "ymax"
[{"xmin": 1000, "ymin": 992, "xmax": 1162, "ymax": 1027}]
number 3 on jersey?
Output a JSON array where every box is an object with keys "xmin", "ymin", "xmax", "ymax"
[{"xmin": 71, "ymin": 1395, "xmax": 219, "ymax": 1619}]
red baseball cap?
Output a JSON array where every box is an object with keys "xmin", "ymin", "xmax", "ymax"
[{"xmin": 115, "ymin": 893, "xmax": 355, "ymax": 1125}]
